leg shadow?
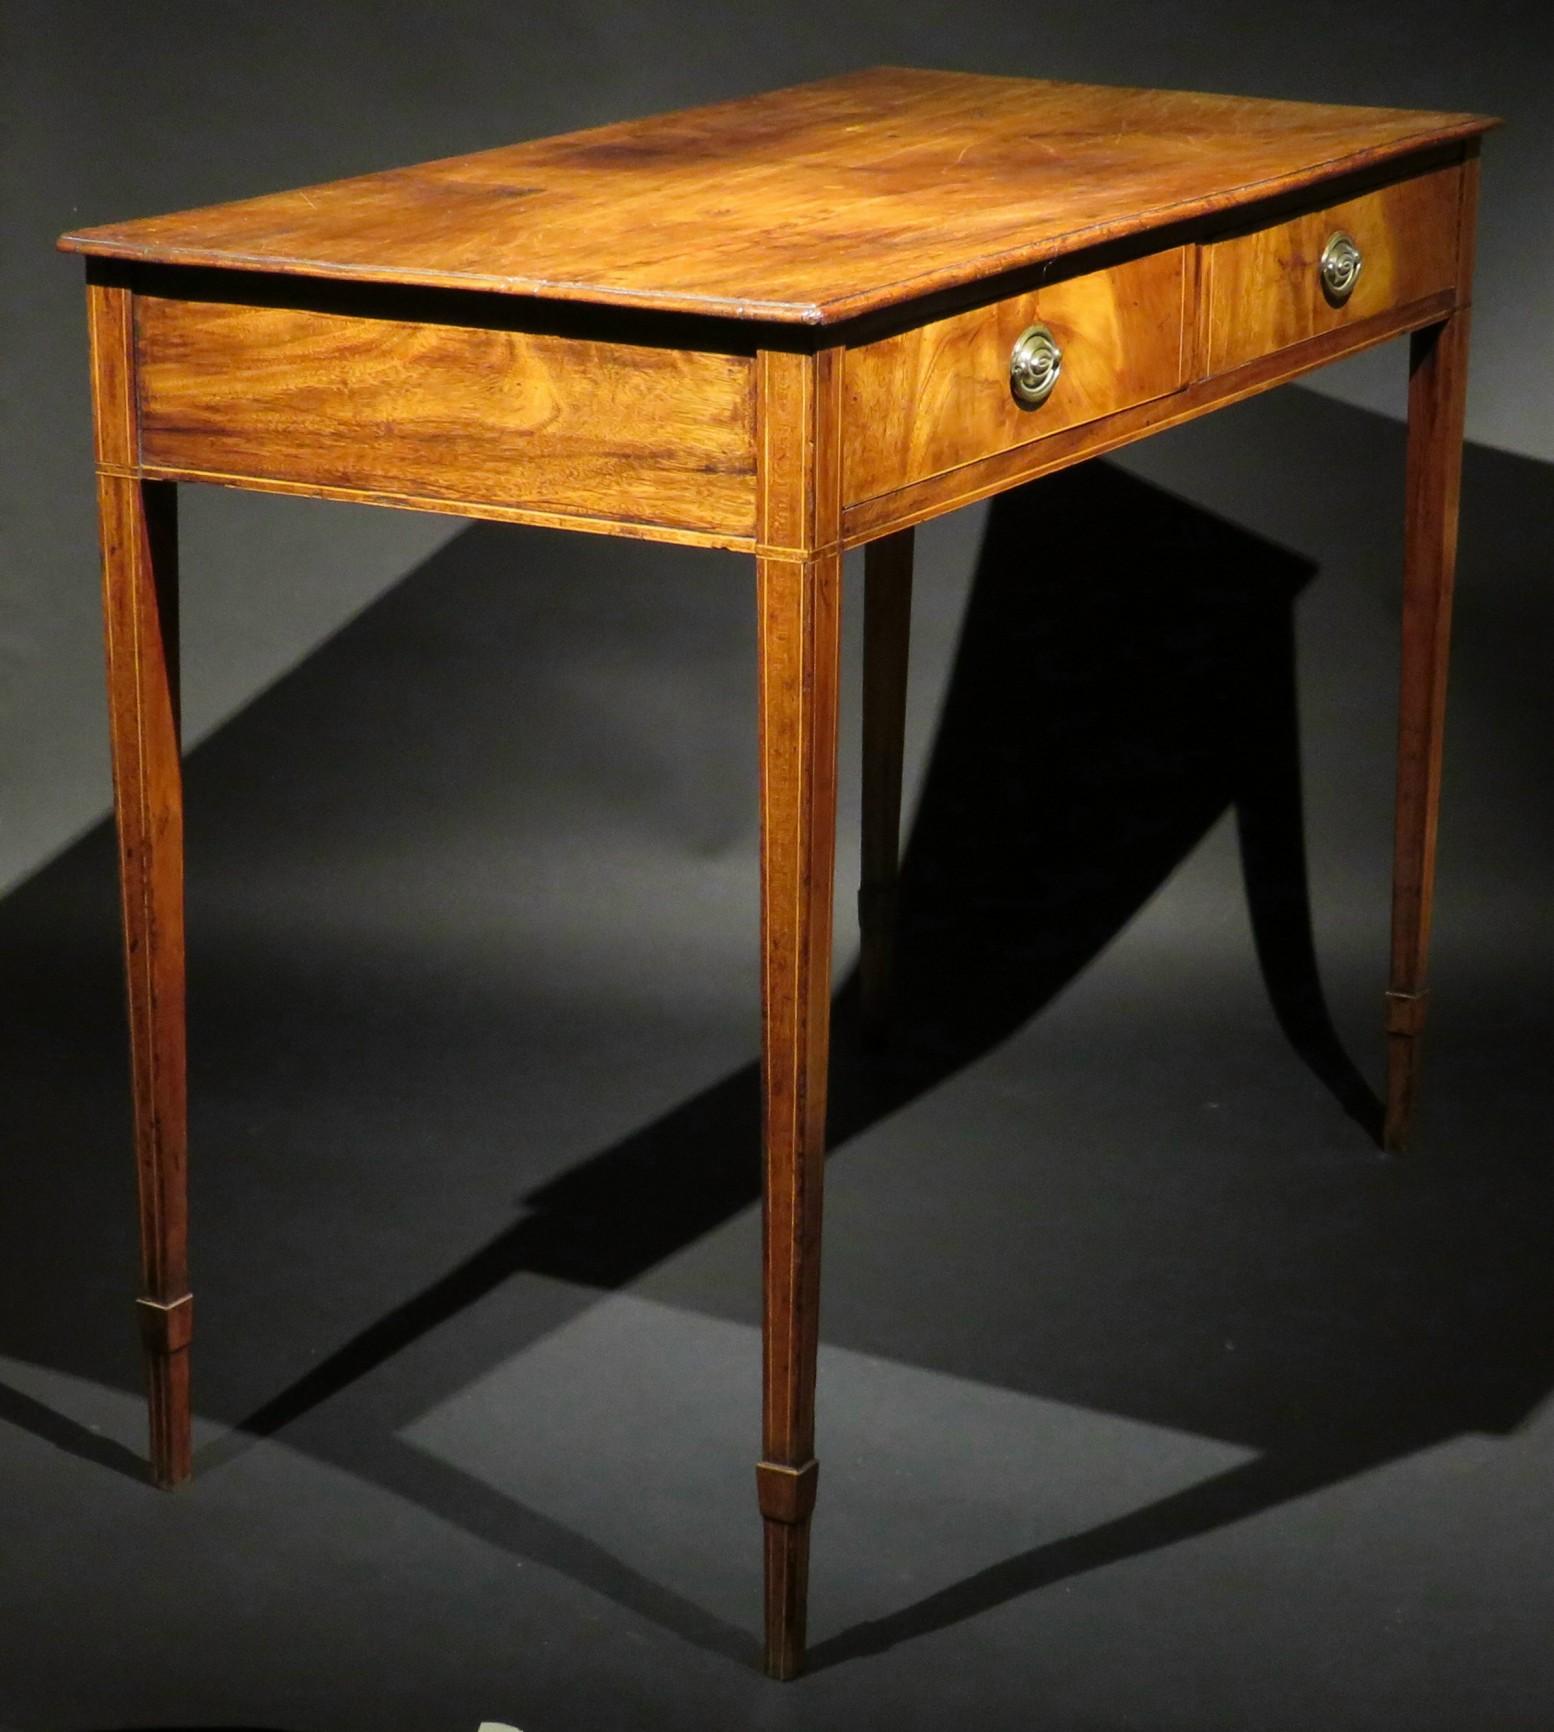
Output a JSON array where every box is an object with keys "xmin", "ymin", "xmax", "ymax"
[
  {"xmin": 6, "ymin": 424, "xmax": 1545, "ymax": 1667},
  {"xmin": 809, "ymin": 1429, "xmax": 1416, "ymax": 1671},
  {"xmin": 1233, "ymin": 604, "xmax": 1381, "ymax": 1137},
  {"xmin": 195, "ymin": 460, "xmax": 1350, "ymax": 1458},
  {"xmin": 173, "ymin": 463, "xmax": 1391, "ymax": 1666},
  {"xmin": 0, "ymin": 1379, "xmax": 145, "ymax": 1483}
]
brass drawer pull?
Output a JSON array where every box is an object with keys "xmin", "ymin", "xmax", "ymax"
[
  {"xmin": 1319, "ymin": 230, "xmax": 1363, "ymax": 303},
  {"xmin": 1009, "ymin": 322, "xmax": 1062, "ymax": 406}
]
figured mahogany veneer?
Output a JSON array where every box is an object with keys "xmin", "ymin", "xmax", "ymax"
[
  {"xmin": 59, "ymin": 67, "xmax": 1496, "ymax": 1686},
  {"xmin": 1205, "ymin": 160, "xmax": 1464, "ymax": 374},
  {"xmin": 61, "ymin": 66, "xmax": 1488, "ymax": 325},
  {"xmin": 844, "ymin": 247, "xmax": 1190, "ymax": 505},
  {"xmin": 135, "ymin": 293, "xmax": 757, "ymax": 543}
]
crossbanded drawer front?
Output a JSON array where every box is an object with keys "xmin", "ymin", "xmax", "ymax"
[
  {"xmin": 1204, "ymin": 163, "xmax": 1463, "ymax": 376},
  {"xmin": 843, "ymin": 247, "xmax": 1189, "ymax": 507}
]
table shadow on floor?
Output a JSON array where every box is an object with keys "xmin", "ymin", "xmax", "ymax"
[{"xmin": 2, "ymin": 411, "xmax": 1550, "ymax": 1670}]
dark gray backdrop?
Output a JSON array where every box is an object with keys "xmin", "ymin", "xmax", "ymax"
[
  {"xmin": 3, "ymin": 0, "xmax": 1550, "ymax": 887},
  {"xmin": 1, "ymin": 6, "xmax": 1550, "ymax": 1730}
]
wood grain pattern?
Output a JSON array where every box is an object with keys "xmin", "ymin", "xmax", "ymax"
[
  {"xmin": 843, "ymin": 282, "xmax": 1458, "ymax": 547},
  {"xmin": 86, "ymin": 279, "xmax": 136, "ymax": 467},
  {"xmin": 119, "ymin": 467, "xmax": 755, "ymax": 554},
  {"xmin": 135, "ymin": 294, "xmax": 755, "ymax": 539},
  {"xmin": 844, "ymin": 248, "xmax": 1187, "ymax": 504},
  {"xmin": 1385, "ymin": 308, "xmax": 1471, "ymax": 1152},
  {"xmin": 89, "ymin": 275, "xmax": 195, "ymax": 1487},
  {"xmin": 859, "ymin": 528, "xmax": 914, "ymax": 1042},
  {"xmin": 96, "ymin": 468, "xmax": 191, "ymax": 1490},
  {"xmin": 64, "ymin": 73, "xmax": 1490, "ymax": 1680},
  {"xmin": 754, "ymin": 344, "xmax": 843, "ymax": 1681},
  {"xmin": 1206, "ymin": 162, "xmax": 1462, "ymax": 372},
  {"xmin": 1454, "ymin": 146, "xmax": 1482, "ymax": 303},
  {"xmin": 58, "ymin": 69, "xmax": 1495, "ymax": 325}
]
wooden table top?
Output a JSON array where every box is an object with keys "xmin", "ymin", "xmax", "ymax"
[{"xmin": 58, "ymin": 67, "xmax": 1493, "ymax": 326}]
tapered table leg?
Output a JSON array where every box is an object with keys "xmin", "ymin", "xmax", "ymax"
[
  {"xmin": 1385, "ymin": 310, "xmax": 1471, "ymax": 1152},
  {"xmin": 755, "ymin": 550, "xmax": 842, "ymax": 1679},
  {"xmin": 859, "ymin": 528, "xmax": 914, "ymax": 1045},
  {"xmin": 97, "ymin": 462, "xmax": 191, "ymax": 1485},
  {"xmin": 90, "ymin": 276, "xmax": 193, "ymax": 1488}
]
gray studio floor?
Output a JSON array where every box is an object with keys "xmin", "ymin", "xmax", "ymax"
[{"xmin": 1, "ymin": 388, "xmax": 1550, "ymax": 1731}]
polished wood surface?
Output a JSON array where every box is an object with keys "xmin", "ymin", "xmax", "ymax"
[
  {"xmin": 753, "ymin": 345, "xmax": 843, "ymax": 1679},
  {"xmin": 59, "ymin": 68, "xmax": 1492, "ymax": 324},
  {"xmin": 68, "ymin": 71, "xmax": 1490, "ymax": 1683},
  {"xmin": 1383, "ymin": 152, "xmax": 1480, "ymax": 1152},
  {"xmin": 859, "ymin": 529, "xmax": 915, "ymax": 1042},
  {"xmin": 1205, "ymin": 161, "xmax": 1462, "ymax": 373},
  {"xmin": 842, "ymin": 278, "xmax": 1458, "ymax": 546},
  {"xmin": 1386, "ymin": 305, "xmax": 1473, "ymax": 1151},
  {"xmin": 135, "ymin": 292, "xmax": 756, "ymax": 540},
  {"xmin": 844, "ymin": 247, "xmax": 1187, "ymax": 504},
  {"xmin": 90, "ymin": 287, "xmax": 192, "ymax": 1489}
]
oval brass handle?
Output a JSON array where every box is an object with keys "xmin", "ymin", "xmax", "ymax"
[
  {"xmin": 1319, "ymin": 231, "xmax": 1363, "ymax": 303},
  {"xmin": 1010, "ymin": 322, "xmax": 1062, "ymax": 407}
]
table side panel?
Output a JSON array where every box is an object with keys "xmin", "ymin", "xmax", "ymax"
[
  {"xmin": 1205, "ymin": 162, "xmax": 1462, "ymax": 374},
  {"xmin": 133, "ymin": 295, "xmax": 757, "ymax": 540},
  {"xmin": 842, "ymin": 247, "xmax": 1187, "ymax": 506}
]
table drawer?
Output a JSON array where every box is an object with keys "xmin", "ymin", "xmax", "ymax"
[
  {"xmin": 134, "ymin": 294, "xmax": 757, "ymax": 539},
  {"xmin": 843, "ymin": 247, "xmax": 1189, "ymax": 506},
  {"xmin": 1204, "ymin": 163, "xmax": 1462, "ymax": 375}
]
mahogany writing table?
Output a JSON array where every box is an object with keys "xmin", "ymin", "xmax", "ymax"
[{"xmin": 59, "ymin": 68, "xmax": 1494, "ymax": 1679}]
